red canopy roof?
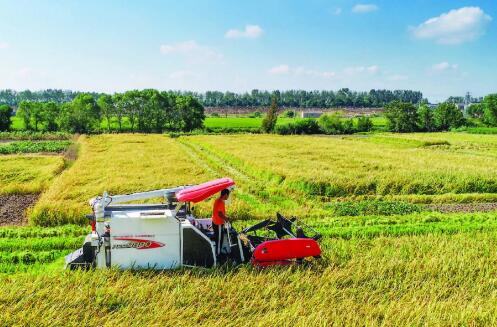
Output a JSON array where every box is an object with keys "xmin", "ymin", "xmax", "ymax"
[{"xmin": 175, "ymin": 178, "xmax": 235, "ymax": 203}]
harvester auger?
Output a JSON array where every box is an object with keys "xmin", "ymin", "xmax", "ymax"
[{"xmin": 65, "ymin": 178, "xmax": 322, "ymax": 270}]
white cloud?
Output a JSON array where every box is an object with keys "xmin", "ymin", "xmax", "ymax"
[
  {"xmin": 352, "ymin": 4, "xmax": 378, "ymax": 14},
  {"xmin": 159, "ymin": 40, "xmax": 223, "ymax": 63},
  {"xmin": 0, "ymin": 42, "xmax": 9, "ymax": 49},
  {"xmin": 387, "ymin": 74, "xmax": 408, "ymax": 81},
  {"xmin": 410, "ymin": 7, "xmax": 492, "ymax": 45},
  {"xmin": 169, "ymin": 70, "xmax": 197, "ymax": 80},
  {"xmin": 295, "ymin": 66, "xmax": 335, "ymax": 78},
  {"xmin": 17, "ymin": 67, "xmax": 32, "ymax": 78},
  {"xmin": 269, "ymin": 65, "xmax": 335, "ymax": 78},
  {"xmin": 268, "ymin": 64, "xmax": 290, "ymax": 75},
  {"xmin": 225, "ymin": 25, "xmax": 263, "ymax": 39},
  {"xmin": 344, "ymin": 65, "xmax": 380, "ymax": 75},
  {"xmin": 432, "ymin": 62, "xmax": 458, "ymax": 72}
]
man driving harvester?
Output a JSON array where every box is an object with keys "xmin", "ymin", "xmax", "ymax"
[{"xmin": 212, "ymin": 189, "xmax": 230, "ymax": 255}]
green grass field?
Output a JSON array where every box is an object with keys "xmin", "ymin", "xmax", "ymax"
[
  {"xmin": 3, "ymin": 132, "xmax": 497, "ymax": 325},
  {"xmin": 12, "ymin": 114, "xmax": 387, "ymax": 133},
  {"xmin": 204, "ymin": 115, "xmax": 387, "ymax": 131},
  {"xmin": 204, "ymin": 117, "xmax": 301, "ymax": 129}
]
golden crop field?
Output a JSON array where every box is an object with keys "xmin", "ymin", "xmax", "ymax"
[
  {"xmin": 29, "ymin": 134, "xmax": 218, "ymax": 226},
  {"xmin": 0, "ymin": 155, "xmax": 65, "ymax": 195},
  {"xmin": 28, "ymin": 132, "xmax": 497, "ymax": 226},
  {"xmin": 185, "ymin": 133, "xmax": 497, "ymax": 199},
  {"xmin": 3, "ymin": 231, "xmax": 497, "ymax": 326},
  {"xmin": 3, "ymin": 132, "xmax": 497, "ymax": 326}
]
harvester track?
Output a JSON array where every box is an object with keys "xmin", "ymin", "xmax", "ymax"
[{"xmin": 177, "ymin": 138, "xmax": 311, "ymax": 216}]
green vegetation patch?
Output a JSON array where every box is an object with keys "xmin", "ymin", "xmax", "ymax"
[
  {"xmin": 0, "ymin": 131, "xmax": 71, "ymax": 141},
  {"xmin": 325, "ymin": 200, "xmax": 422, "ymax": 216},
  {"xmin": 0, "ymin": 140, "xmax": 72, "ymax": 154}
]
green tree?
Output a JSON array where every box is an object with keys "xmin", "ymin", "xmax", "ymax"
[
  {"xmin": 122, "ymin": 91, "xmax": 139, "ymax": 132},
  {"xmin": 433, "ymin": 102, "xmax": 464, "ymax": 131},
  {"xmin": 59, "ymin": 93, "xmax": 100, "ymax": 133},
  {"xmin": 16, "ymin": 101, "xmax": 45, "ymax": 131},
  {"xmin": 112, "ymin": 93, "xmax": 125, "ymax": 132},
  {"xmin": 162, "ymin": 92, "xmax": 180, "ymax": 131},
  {"xmin": 43, "ymin": 102, "xmax": 60, "ymax": 131},
  {"xmin": 16, "ymin": 101, "xmax": 33, "ymax": 130},
  {"xmin": 175, "ymin": 95, "xmax": 205, "ymax": 132},
  {"xmin": 483, "ymin": 94, "xmax": 497, "ymax": 126},
  {"xmin": 467, "ymin": 103, "xmax": 484, "ymax": 119},
  {"xmin": 384, "ymin": 101, "xmax": 419, "ymax": 132},
  {"xmin": 417, "ymin": 104, "xmax": 435, "ymax": 132},
  {"xmin": 97, "ymin": 94, "xmax": 115, "ymax": 132},
  {"xmin": 281, "ymin": 110, "xmax": 295, "ymax": 118},
  {"xmin": 136, "ymin": 90, "xmax": 152, "ymax": 132},
  {"xmin": 261, "ymin": 97, "xmax": 279, "ymax": 133},
  {"xmin": 30, "ymin": 102, "xmax": 44, "ymax": 131},
  {"xmin": 150, "ymin": 91, "xmax": 173, "ymax": 132},
  {"xmin": 318, "ymin": 112, "xmax": 343, "ymax": 134},
  {"xmin": 356, "ymin": 116, "xmax": 373, "ymax": 132},
  {"xmin": 0, "ymin": 104, "xmax": 13, "ymax": 131}
]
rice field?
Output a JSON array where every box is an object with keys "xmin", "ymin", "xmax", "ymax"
[
  {"xmin": 29, "ymin": 134, "xmax": 214, "ymax": 226},
  {"xmin": 2, "ymin": 132, "xmax": 497, "ymax": 325},
  {"xmin": 185, "ymin": 133, "xmax": 497, "ymax": 198},
  {"xmin": 3, "ymin": 217, "xmax": 497, "ymax": 325},
  {"xmin": 27, "ymin": 132, "xmax": 497, "ymax": 226},
  {"xmin": 0, "ymin": 155, "xmax": 65, "ymax": 195}
]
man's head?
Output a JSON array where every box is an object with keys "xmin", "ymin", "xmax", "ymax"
[{"xmin": 220, "ymin": 188, "xmax": 230, "ymax": 201}]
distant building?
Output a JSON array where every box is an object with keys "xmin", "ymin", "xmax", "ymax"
[{"xmin": 301, "ymin": 112, "xmax": 322, "ymax": 118}]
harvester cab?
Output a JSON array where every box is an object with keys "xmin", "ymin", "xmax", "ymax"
[{"xmin": 65, "ymin": 178, "xmax": 321, "ymax": 270}]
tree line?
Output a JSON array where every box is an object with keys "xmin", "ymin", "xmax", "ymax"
[
  {"xmin": 195, "ymin": 89, "xmax": 423, "ymax": 108},
  {"xmin": 0, "ymin": 88, "xmax": 423, "ymax": 108},
  {"xmin": 0, "ymin": 89, "xmax": 101, "ymax": 107},
  {"xmin": 4, "ymin": 90, "xmax": 204, "ymax": 133},
  {"xmin": 384, "ymin": 94, "xmax": 497, "ymax": 132}
]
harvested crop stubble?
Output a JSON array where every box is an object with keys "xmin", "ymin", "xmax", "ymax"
[
  {"xmin": 0, "ymin": 155, "xmax": 65, "ymax": 195},
  {"xmin": 185, "ymin": 133, "xmax": 497, "ymax": 197},
  {"xmin": 30, "ymin": 134, "xmax": 213, "ymax": 226}
]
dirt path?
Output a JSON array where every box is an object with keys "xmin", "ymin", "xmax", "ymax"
[
  {"xmin": 425, "ymin": 203, "xmax": 497, "ymax": 214},
  {"xmin": 0, "ymin": 194, "xmax": 39, "ymax": 226}
]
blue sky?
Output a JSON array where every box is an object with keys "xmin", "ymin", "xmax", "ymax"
[{"xmin": 0, "ymin": 0, "xmax": 495, "ymax": 101}]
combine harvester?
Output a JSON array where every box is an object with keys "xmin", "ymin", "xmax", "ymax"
[{"xmin": 66, "ymin": 178, "xmax": 321, "ymax": 269}]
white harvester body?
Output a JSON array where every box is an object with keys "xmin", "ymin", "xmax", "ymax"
[{"xmin": 66, "ymin": 178, "xmax": 244, "ymax": 270}]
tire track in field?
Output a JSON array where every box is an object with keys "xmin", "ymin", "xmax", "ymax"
[
  {"xmin": 177, "ymin": 139, "xmax": 270, "ymax": 211},
  {"xmin": 177, "ymin": 138, "xmax": 311, "ymax": 215}
]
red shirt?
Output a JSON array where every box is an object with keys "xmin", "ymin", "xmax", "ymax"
[{"xmin": 212, "ymin": 198, "xmax": 226, "ymax": 225}]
